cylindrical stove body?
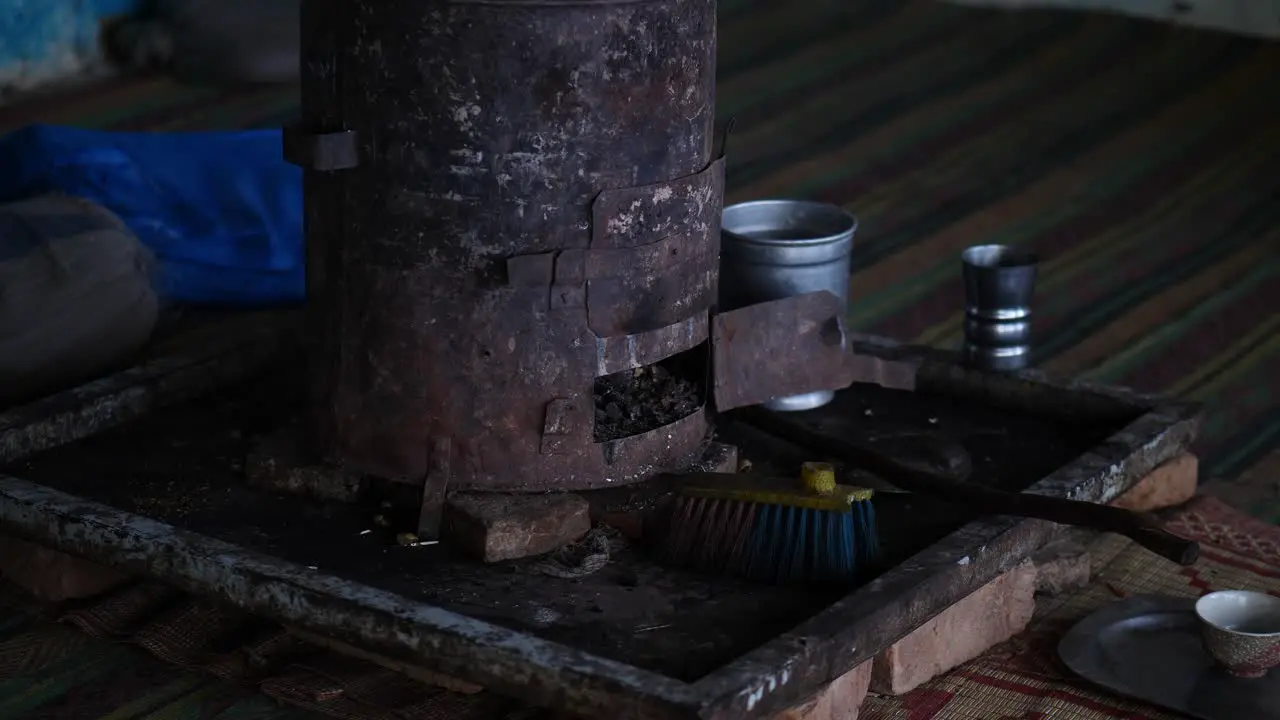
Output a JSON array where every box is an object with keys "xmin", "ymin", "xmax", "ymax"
[{"xmin": 295, "ymin": 0, "xmax": 721, "ymax": 492}]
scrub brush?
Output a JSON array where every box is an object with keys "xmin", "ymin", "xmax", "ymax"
[{"xmin": 659, "ymin": 462, "xmax": 879, "ymax": 585}]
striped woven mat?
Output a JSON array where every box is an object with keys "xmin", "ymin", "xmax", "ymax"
[
  {"xmin": 0, "ymin": 1, "xmax": 1277, "ymax": 718},
  {"xmin": 864, "ymin": 495, "xmax": 1280, "ymax": 719}
]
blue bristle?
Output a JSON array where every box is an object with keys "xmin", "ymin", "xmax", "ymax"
[
  {"xmin": 743, "ymin": 503, "xmax": 774, "ymax": 580},
  {"xmin": 805, "ymin": 511, "xmax": 822, "ymax": 581},
  {"xmin": 732, "ymin": 498, "xmax": 879, "ymax": 585},
  {"xmin": 824, "ymin": 509, "xmax": 841, "ymax": 583},
  {"xmin": 778, "ymin": 506, "xmax": 799, "ymax": 583},
  {"xmin": 770, "ymin": 507, "xmax": 788, "ymax": 584},
  {"xmin": 767, "ymin": 506, "xmax": 784, "ymax": 583},
  {"xmin": 764, "ymin": 505, "xmax": 787, "ymax": 581},
  {"xmin": 838, "ymin": 512, "xmax": 855, "ymax": 579},
  {"xmin": 854, "ymin": 500, "xmax": 880, "ymax": 567},
  {"xmin": 788, "ymin": 507, "xmax": 809, "ymax": 584}
]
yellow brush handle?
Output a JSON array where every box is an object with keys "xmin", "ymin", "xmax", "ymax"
[
  {"xmin": 680, "ymin": 485, "xmax": 870, "ymax": 512},
  {"xmin": 679, "ymin": 462, "xmax": 875, "ymax": 512},
  {"xmin": 801, "ymin": 461, "xmax": 837, "ymax": 495}
]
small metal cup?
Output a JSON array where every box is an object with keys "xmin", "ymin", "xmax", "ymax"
[
  {"xmin": 720, "ymin": 199, "xmax": 857, "ymax": 411},
  {"xmin": 961, "ymin": 244, "xmax": 1038, "ymax": 372}
]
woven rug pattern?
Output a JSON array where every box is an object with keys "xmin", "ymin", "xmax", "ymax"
[
  {"xmin": 862, "ymin": 496, "xmax": 1280, "ymax": 719},
  {"xmin": 0, "ymin": 0, "xmax": 1277, "ymax": 718},
  {"xmin": 0, "ymin": 582, "xmax": 513, "ymax": 720}
]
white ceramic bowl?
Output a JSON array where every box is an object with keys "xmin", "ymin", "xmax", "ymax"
[{"xmin": 1194, "ymin": 590, "xmax": 1280, "ymax": 678}]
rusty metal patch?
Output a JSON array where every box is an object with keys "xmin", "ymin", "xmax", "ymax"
[
  {"xmin": 540, "ymin": 398, "xmax": 579, "ymax": 455},
  {"xmin": 591, "ymin": 157, "xmax": 725, "ymax": 251},
  {"xmin": 597, "ymin": 405, "xmax": 708, "ymax": 476},
  {"xmin": 847, "ymin": 353, "xmax": 921, "ymax": 392},
  {"xmin": 283, "ymin": 126, "xmax": 360, "ymax": 171},
  {"xmin": 585, "ymin": 158, "xmax": 725, "ymax": 337},
  {"xmin": 505, "ymin": 252, "xmax": 556, "ymax": 288},
  {"xmin": 711, "ymin": 291, "xmax": 854, "ymax": 412},
  {"xmin": 417, "ymin": 437, "xmax": 451, "ymax": 540},
  {"xmin": 506, "ymin": 236, "xmax": 717, "ymax": 335},
  {"xmin": 593, "ymin": 315, "xmax": 707, "ymax": 377},
  {"xmin": 586, "ymin": 258, "xmax": 716, "ymax": 336}
]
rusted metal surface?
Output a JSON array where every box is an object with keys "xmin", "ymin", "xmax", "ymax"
[
  {"xmin": 712, "ymin": 291, "xmax": 854, "ymax": 411},
  {"xmin": 295, "ymin": 0, "xmax": 722, "ymax": 492},
  {"xmin": 846, "ymin": 352, "xmax": 920, "ymax": 392},
  {"xmin": 417, "ymin": 436, "xmax": 452, "ymax": 539},
  {"xmin": 281, "ymin": 127, "xmax": 360, "ymax": 171},
  {"xmin": 0, "ymin": 329, "xmax": 1202, "ymax": 718},
  {"xmin": 584, "ymin": 157, "xmax": 725, "ymax": 337},
  {"xmin": 0, "ymin": 310, "xmax": 299, "ymax": 465},
  {"xmin": 593, "ymin": 316, "xmax": 709, "ymax": 377}
]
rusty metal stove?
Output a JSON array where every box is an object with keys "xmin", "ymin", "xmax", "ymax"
[{"xmin": 283, "ymin": 0, "xmax": 854, "ymax": 536}]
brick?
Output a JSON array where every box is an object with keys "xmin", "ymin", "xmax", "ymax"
[
  {"xmin": 774, "ymin": 660, "xmax": 872, "ymax": 720},
  {"xmin": 0, "ymin": 534, "xmax": 131, "ymax": 602},
  {"xmin": 870, "ymin": 561, "xmax": 1037, "ymax": 695},
  {"xmin": 1110, "ymin": 453, "xmax": 1197, "ymax": 512},
  {"xmin": 1032, "ymin": 538, "xmax": 1091, "ymax": 596},
  {"xmin": 443, "ymin": 492, "xmax": 590, "ymax": 562}
]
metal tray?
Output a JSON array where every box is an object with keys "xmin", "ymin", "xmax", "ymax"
[
  {"xmin": 0, "ymin": 313, "xmax": 1200, "ymax": 719},
  {"xmin": 1060, "ymin": 595, "xmax": 1280, "ymax": 719}
]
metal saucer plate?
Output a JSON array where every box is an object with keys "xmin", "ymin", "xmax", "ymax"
[{"xmin": 1059, "ymin": 594, "xmax": 1280, "ymax": 720}]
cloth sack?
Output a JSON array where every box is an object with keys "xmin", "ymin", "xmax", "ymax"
[{"xmin": 0, "ymin": 194, "xmax": 159, "ymax": 405}]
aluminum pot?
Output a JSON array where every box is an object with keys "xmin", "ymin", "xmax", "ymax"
[{"xmin": 720, "ymin": 199, "xmax": 857, "ymax": 411}]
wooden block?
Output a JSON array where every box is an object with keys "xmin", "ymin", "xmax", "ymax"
[
  {"xmin": 443, "ymin": 492, "xmax": 590, "ymax": 562},
  {"xmin": 0, "ymin": 534, "xmax": 131, "ymax": 602},
  {"xmin": 774, "ymin": 660, "xmax": 872, "ymax": 720},
  {"xmin": 1032, "ymin": 538, "xmax": 1091, "ymax": 596},
  {"xmin": 1110, "ymin": 453, "xmax": 1197, "ymax": 512},
  {"xmin": 870, "ymin": 561, "xmax": 1036, "ymax": 696}
]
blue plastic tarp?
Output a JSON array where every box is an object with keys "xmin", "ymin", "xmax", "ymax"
[{"xmin": 0, "ymin": 124, "xmax": 304, "ymax": 306}]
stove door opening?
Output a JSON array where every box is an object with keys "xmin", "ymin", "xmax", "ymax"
[{"xmin": 593, "ymin": 340, "xmax": 709, "ymax": 443}]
